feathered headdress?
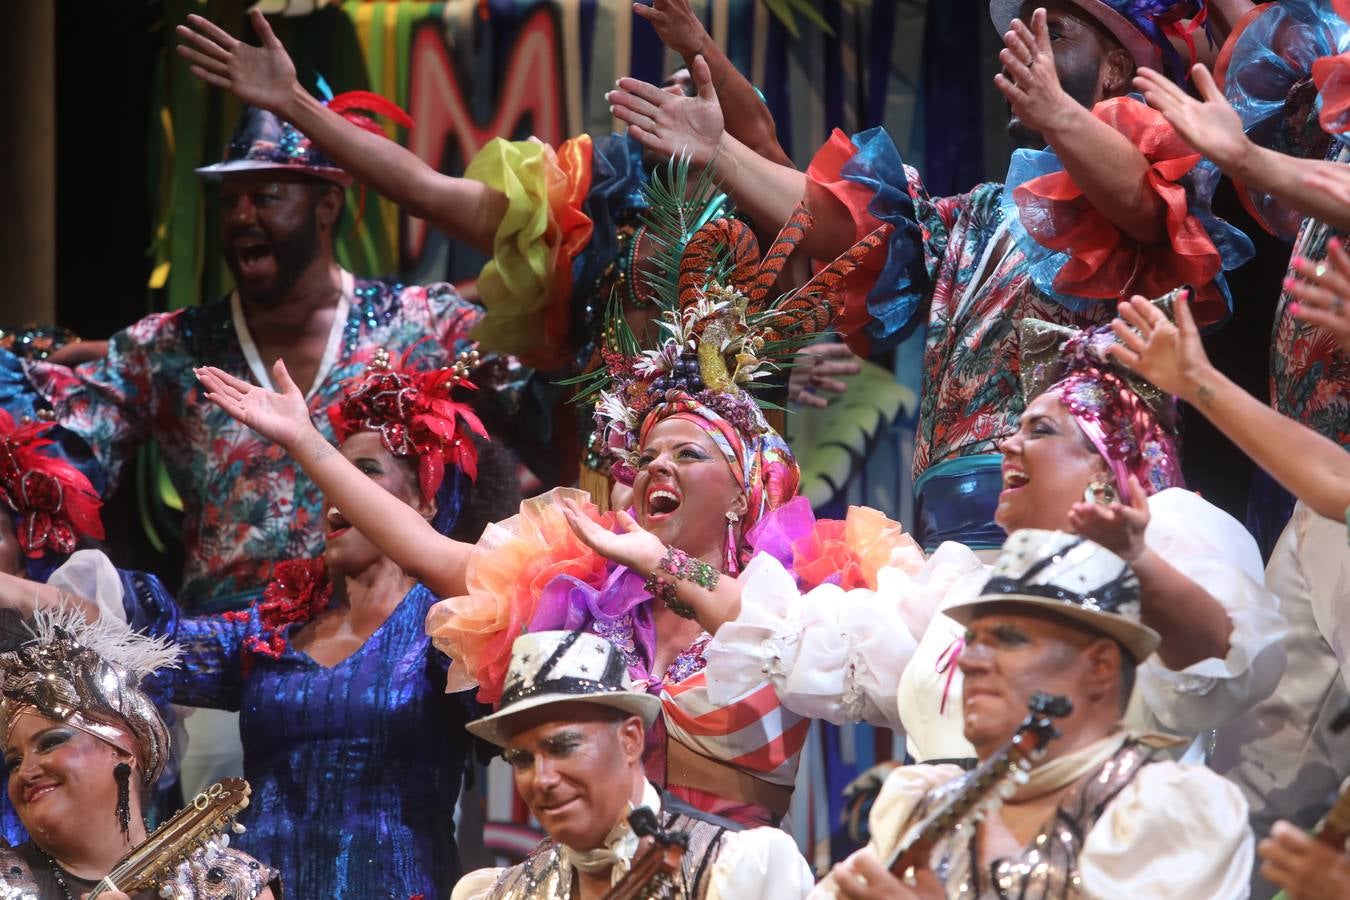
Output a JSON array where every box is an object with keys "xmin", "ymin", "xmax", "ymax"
[
  {"xmin": 0, "ymin": 409, "xmax": 105, "ymax": 558},
  {"xmin": 328, "ymin": 345, "xmax": 488, "ymax": 502},
  {"xmin": 574, "ymin": 158, "xmax": 892, "ymax": 494},
  {"xmin": 0, "ymin": 606, "xmax": 180, "ymax": 786}
]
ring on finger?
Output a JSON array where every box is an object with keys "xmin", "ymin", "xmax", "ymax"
[{"xmin": 1316, "ymin": 262, "xmax": 1328, "ymax": 278}]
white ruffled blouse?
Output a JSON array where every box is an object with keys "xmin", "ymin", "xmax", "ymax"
[{"xmin": 706, "ymin": 488, "xmax": 1287, "ymax": 762}]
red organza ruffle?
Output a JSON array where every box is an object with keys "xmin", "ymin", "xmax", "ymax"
[{"xmin": 1012, "ymin": 97, "xmax": 1228, "ymax": 323}]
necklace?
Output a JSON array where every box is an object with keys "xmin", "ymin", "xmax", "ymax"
[{"xmin": 34, "ymin": 848, "xmax": 78, "ymax": 900}]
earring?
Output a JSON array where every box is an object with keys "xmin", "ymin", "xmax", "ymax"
[
  {"xmin": 113, "ymin": 761, "xmax": 132, "ymax": 840},
  {"xmin": 723, "ymin": 511, "xmax": 741, "ymax": 575},
  {"xmin": 1084, "ymin": 481, "xmax": 1118, "ymax": 506}
]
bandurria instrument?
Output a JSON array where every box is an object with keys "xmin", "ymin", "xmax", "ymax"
[
  {"xmin": 885, "ymin": 692, "xmax": 1072, "ymax": 882},
  {"xmin": 90, "ymin": 777, "xmax": 251, "ymax": 898}
]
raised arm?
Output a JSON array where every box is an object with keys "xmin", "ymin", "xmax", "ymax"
[
  {"xmin": 1108, "ymin": 292, "xmax": 1350, "ymax": 522},
  {"xmin": 1136, "ymin": 63, "xmax": 1350, "ymax": 233},
  {"xmin": 196, "ymin": 362, "xmax": 474, "ymax": 598},
  {"xmin": 1068, "ymin": 474, "xmax": 1233, "ymax": 670},
  {"xmin": 635, "ymin": 0, "xmax": 791, "ymax": 166},
  {"xmin": 0, "ymin": 570, "xmax": 100, "ymax": 621},
  {"xmin": 996, "ymin": 9, "xmax": 1166, "ymax": 245},
  {"xmin": 607, "ymin": 56, "xmax": 854, "ymax": 260},
  {"xmin": 177, "ymin": 9, "xmax": 506, "ymax": 254}
]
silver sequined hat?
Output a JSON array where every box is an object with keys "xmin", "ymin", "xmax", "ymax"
[
  {"xmin": 466, "ymin": 630, "xmax": 662, "ymax": 747},
  {"xmin": 945, "ymin": 529, "xmax": 1160, "ymax": 662}
]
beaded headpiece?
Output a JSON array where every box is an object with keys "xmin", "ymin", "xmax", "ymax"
[
  {"xmin": 947, "ymin": 529, "xmax": 1160, "ymax": 661},
  {"xmin": 0, "ymin": 409, "xmax": 104, "ymax": 558},
  {"xmin": 1018, "ymin": 289, "xmax": 1185, "ymax": 502},
  {"xmin": 328, "ymin": 346, "xmax": 486, "ymax": 503},
  {"xmin": 196, "ymin": 90, "xmax": 412, "ymax": 186},
  {"xmin": 578, "ymin": 160, "xmax": 892, "ymax": 531},
  {"xmin": 0, "ymin": 607, "xmax": 180, "ymax": 786}
]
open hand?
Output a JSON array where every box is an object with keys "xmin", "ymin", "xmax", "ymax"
[
  {"xmin": 1287, "ymin": 237, "xmax": 1350, "ymax": 355},
  {"xmin": 607, "ymin": 54, "xmax": 724, "ymax": 168},
  {"xmin": 561, "ymin": 498, "xmax": 665, "ymax": 575},
  {"xmin": 788, "ymin": 341, "xmax": 862, "ymax": 408},
  {"xmin": 177, "ymin": 8, "xmax": 299, "ymax": 115},
  {"xmin": 832, "ymin": 847, "xmax": 943, "ymax": 900},
  {"xmin": 1107, "ymin": 289, "xmax": 1213, "ymax": 400},
  {"xmin": 993, "ymin": 8, "xmax": 1077, "ymax": 137},
  {"xmin": 634, "ymin": 0, "xmax": 707, "ymax": 59},
  {"xmin": 1067, "ymin": 474, "xmax": 1151, "ymax": 561},
  {"xmin": 1259, "ymin": 820, "xmax": 1350, "ymax": 900},
  {"xmin": 1134, "ymin": 64, "xmax": 1250, "ymax": 171},
  {"xmin": 195, "ymin": 360, "xmax": 315, "ymax": 451}
]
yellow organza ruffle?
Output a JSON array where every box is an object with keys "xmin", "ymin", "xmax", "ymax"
[
  {"xmin": 425, "ymin": 487, "xmax": 613, "ymax": 704},
  {"xmin": 791, "ymin": 505, "xmax": 926, "ymax": 592},
  {"xmin": 465, "ymin": 136, "xmax": 593, "ymax": 369}
]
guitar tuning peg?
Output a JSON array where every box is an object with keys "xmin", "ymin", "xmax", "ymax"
[
  {"xmin": 232, "ymin": 821, "xmax": 247, "ymax": 834},
  {"xmin": 160, "ymin": 885, "xmax": 175, "ymax": 898},
  {"xmin": 998, "ymin": 781, "xmax": 1017, "ymax": 799},
  {"xmin": 1012, "ymin": 769, "xmax": 1030, "ymax": 784},
  {"xmin": 218, "ymin": 832, "xmax": 231, "ymax": 849}
]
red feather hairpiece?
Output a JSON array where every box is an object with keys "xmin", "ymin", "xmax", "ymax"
[
  {"xmin": 327, "ymin": 345, "xmax": 487, "ymax": 502},
  {"xmin": 0, "ymin": 410, "xmax": 105, "ymax": 557}
]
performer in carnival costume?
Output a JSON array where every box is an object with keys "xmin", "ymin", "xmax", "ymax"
[
  {"xmin": 7, "ymin": 351, "xmax": 497, "ymax": 899},
  {"xmin": 176, "ymin": 5, "xmax": 796, "ymax": 497},
  {"xmin": 450, "ymin": 629, "xmax": 812, "ymax": 900},
  {"xmin": 816, "ymin": 530, "xmax": 1252, "ymax": 900},
  {"xmin": 1134, "ymin": 0, "xmax": 1350, "ymax": 539},
  {"xmin": 1127, "ymin": 8, "xmax": 1350, "ymax": 891},
  {"xmin": 197, "ymin": 167, "xmax": 898, "ymax": 827},
  {"xmin": 9, "ymin": 95, "xmax": 488, "ymax": 610},
  {"xmin": 0, "ymin": 409, "xmax": 197, "ymax": 847},
  {"xmin": 1108, "ymin": 292, "xmax": 1350, "ymax": 899},
  {"xmin": 607, "ymin": 0, "xmax": 1254, "ymax": 550},
  {"xmin": 600, "ymin": 290, "xmax": 1284, "ymax": 765},
  {"xmin": 0, "ymin": 606, "xmax": 280, "ymax": 900}
]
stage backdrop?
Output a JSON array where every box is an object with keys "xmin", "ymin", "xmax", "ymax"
[{"xmin": 148, "ymin": 0, "xmax": 1012, "ymax": 869}]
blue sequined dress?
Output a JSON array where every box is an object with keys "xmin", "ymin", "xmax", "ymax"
[{"xmin": 125, "ymin": 572, "xmax": 474, "ymax": 900}]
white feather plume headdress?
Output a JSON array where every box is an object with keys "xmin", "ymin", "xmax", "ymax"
[{"xmin": 0, "ymin": 604, "xmax": 180, "ymax": 786}]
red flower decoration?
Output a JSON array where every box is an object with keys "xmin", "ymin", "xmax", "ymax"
[
  {"xmin": 226, "ymin": 558, "xmax": 333, "ymax": 668},
  {"xmin": 0, "ymin": 409, "xmax": 104, "ymax": 557},
  {"xmin": 328, "ymin": 346, "xmax": 488, "ymax": 501}
]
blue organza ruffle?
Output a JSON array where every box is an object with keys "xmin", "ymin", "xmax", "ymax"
[
  {"xmin": 1222, "ymin": 0, "xmax": 1350, "ymax": 239},
  {"xmin": 838, "ymin": 126, "xmax": 932, "ymax": 349}
]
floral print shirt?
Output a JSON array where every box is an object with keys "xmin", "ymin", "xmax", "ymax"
[
  {"xmin": 912, "ymin": 181, "xmax": 1113, "ymax": 479},
  {"xmin": 24, "ymin": 270, "xmax": 482, "ymax": 605}
]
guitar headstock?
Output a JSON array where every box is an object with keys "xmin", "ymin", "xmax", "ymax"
[
  {"xmin": 1010, "ymin": 692, "xmax": 1072, "ymax": 763},
  {"xmin": 108, "ymin": 777, "xmax": 252, "ymax": 894}
]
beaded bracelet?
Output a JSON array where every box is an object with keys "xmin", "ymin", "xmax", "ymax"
[{"xmin": 643, "ymin": 547, "xmax": 719, "ymax": 619}]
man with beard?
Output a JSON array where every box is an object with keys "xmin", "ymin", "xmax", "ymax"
[
  {"xmin": 451, "ymin": 629, "xmax": 814, "ymax": 900},
  {"xmin": 19, "ymin": 105, "xmax": 485, "ymax": 609},
  {"xmin": 605, "ymin": 0, "xmax": 1254, "ymax": 554}
]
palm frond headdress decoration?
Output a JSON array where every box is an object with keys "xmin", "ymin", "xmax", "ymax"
[{"xmin": 576, "ymin": 157, "xmax": 892, "ymax": 531}]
